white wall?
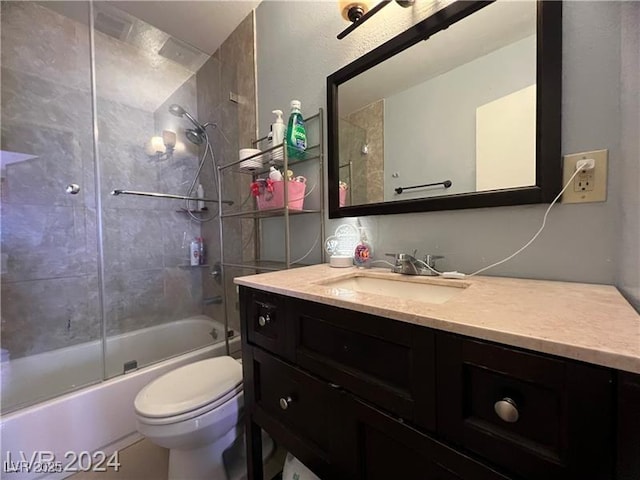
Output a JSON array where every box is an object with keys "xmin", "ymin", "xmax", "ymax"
[
  {"xmin": 476, "ymin": 84, "xmax": 536, "ymax": 192},
  {"xmin": 256, "ymin": 1, "xmax": 635, "ymax": 300}
]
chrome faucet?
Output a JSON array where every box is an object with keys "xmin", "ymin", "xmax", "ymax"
[{"xmin": 386, "ymin": 251, "xmax": 444, "ymax": 276}]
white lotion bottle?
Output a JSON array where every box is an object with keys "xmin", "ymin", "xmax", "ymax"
[{"xmin": 271, "ymin": 110, "xmax": 285, "ymax": 160}]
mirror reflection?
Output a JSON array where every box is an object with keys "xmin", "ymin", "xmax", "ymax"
[{"xmin": 338, "ymin": 1, "xmax": 537, "ymax": 207}]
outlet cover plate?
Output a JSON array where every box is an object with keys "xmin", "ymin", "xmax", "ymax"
[{"xmin": 562, "ymin": 149, "xmax": 608, "ymax": 203}]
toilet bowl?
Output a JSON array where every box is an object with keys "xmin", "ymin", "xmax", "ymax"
[{"xmin": 135, "ymin": 356, "xmax": 272, "ymax": 480}]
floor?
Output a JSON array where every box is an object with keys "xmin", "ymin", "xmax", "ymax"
[
  {"xmin": 70, "ymin": 439, "xmax": 286, "ymax": 480},
  {"xmin": 70, "ymin": 440, "xmax": 169, "ymax": 480}
]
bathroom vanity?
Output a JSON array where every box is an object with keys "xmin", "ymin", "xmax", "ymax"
[{"xmin": 236, "ymin": 265, "xmax": 640, "ymax": 480}]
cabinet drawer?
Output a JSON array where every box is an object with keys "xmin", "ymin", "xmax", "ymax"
[
  {"xmin": 437, "ymin": 334, "xmax": 614, "ymax": 480},
  {"xmin": 334, "ymin": 393, "xmax": 511, "ymax": 480},
  {"xmin": 288, "ymin": 297, "xmax": 436, "ymax": 431},
  {"xmin": 250, "ymin": 347, "xmax": 335, "ymax": 459},
  {"xmin": 241, "ymin": 288, "xmax": 287, "ymax": 356}
]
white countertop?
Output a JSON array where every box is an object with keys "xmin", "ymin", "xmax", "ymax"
[{"xmin": 235, "ymin": 264, "xmax": 640, "ymax": 374}]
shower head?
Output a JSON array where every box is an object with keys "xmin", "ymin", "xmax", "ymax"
[
  {"xmin": 168, "ymin": 104, "xmax": 186, "ymax": 117},
  {"xmin": 168, "ymin": 104, "xmax": 206, "ymax": 132},
  {"xmin": 185, "ymin": 128, "xmax": 205, "ymax": 145}
]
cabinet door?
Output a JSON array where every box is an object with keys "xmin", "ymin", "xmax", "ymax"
[
  {"xmin": 333, "ymin": 393, "xmax": 511, "ymax": 480},
  {"xmin": 437, "ymin": 333, "xmax": 614, "ymax": 480},
  {"xmin": 287, "ymin": 297, "xmax": 436, "ymax": 431}
]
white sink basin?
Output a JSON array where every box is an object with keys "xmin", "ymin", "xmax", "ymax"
[{"xmin": 319, "ymin": 273, "xmax": 467, "ymax": 304}]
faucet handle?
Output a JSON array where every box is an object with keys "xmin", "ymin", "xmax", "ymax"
[
  {"xmin": 386, "ymin": 252, "xmax": 412, "ymax": 262},
  {"xmin": 423, "ymin": 254, "xmax": 444, "ymax": 267},
  {"xmin": 385, "ymin": 253, "xmax": 410, "ymax": 273}
]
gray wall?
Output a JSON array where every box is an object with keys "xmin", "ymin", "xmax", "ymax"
[
  {"xmin": 617, "ymin": 2, "xmax": 640, "ymax": 310},
  {"xmin": 256, "ymin": 1, "xmax": 638, "ymax": 306},
  {"xmin": 384, "ymin": 35, "xmax": 535, "ymax": 200}
]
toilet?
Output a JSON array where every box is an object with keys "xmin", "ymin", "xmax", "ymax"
[{"xmin": 134, "ymin": 356, "xmax": 273, "ymax": 480}]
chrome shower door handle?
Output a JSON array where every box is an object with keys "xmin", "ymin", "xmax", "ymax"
[{"xmin": 66, "ymin": 184, "xmax": 80, "ymax": 195}]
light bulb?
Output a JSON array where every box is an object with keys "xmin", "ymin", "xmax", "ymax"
[
  {"xmin": 339, "ymin": 0, "xmax": 371, "ymax": 22},
  {"xmin": 145, "ymin": 136, "xmax": 166, "ymax": 156}
]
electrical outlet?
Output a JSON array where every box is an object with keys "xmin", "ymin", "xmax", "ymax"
[
  {"xmin": 562, "ymin": 149, "xmax": 608, "ymax": 203},
  {"xmin": 574, "ymin": 169, "xmax": 594, "ymax": 192}
]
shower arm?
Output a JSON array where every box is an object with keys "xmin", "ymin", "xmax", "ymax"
[{"xmin": 111, "ymin": 189, "xmax": 234, "ymax": 205}]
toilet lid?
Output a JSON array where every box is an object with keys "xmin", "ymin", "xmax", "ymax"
[{"xmin": 135, "ymin": 356, "xmax": 243, "ymax": 418}]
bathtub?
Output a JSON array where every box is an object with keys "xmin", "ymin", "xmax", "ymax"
[{"xmin": 0, "ymin": 315, "xmax": 240, "ymax": 480}]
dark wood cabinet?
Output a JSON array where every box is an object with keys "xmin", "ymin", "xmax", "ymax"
[
  {"xmin": 617, "ymin": 372, "xmax": 640, "ymax": 480},
  {"xmin": 239, "ymin": 287, "xmax": 637, "ymax": 480}
]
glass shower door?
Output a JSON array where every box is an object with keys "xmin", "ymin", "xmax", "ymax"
[
  {"xmin": 0, "ymin": 1, "xmax": 103, "ymax": 413},
  {"xmin": 338, "ymin": 118, "xmax": 368, "ymax": 206},
  {"xmin": 91, "ymin": 2, "xmax": 216, "ymax": 378}
]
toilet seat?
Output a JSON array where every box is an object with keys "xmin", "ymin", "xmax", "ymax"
[{"xmin": 135, "ymin": 356, "xmax": 243, "ymax": 425}]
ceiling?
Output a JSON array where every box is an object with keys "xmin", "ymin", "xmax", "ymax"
[{"xmin": 107, "ymin": 0, "xmax": 261, "ymax": 55}]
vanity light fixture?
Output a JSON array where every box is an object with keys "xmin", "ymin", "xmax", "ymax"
[
  {"xmin": 145, "ymin": 130, "xmax": 176, "ymax": 159},
  {"xmin": 337, "ymin": 0, "xmax": 414, "ymax": 40}
]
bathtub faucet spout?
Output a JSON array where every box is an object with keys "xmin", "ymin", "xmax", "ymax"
[{"xmin": 203, "ymin": 296, "xmax": 222, "ymax": 305}]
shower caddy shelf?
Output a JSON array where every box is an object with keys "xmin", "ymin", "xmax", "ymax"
[
  {"xmin": 221, "ymin": 144, "xmax": 323, "ymax": 176},
  {"xmin": 217, "ymin": 107, "xmax": 325, "ymax": 274}
]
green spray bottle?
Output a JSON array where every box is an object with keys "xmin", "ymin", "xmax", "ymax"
[{"xmin": 286, "ymin": 100, "xmax": 307, "ymax": 160}]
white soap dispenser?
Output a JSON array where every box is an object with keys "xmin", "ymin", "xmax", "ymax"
[{"xmin": 271, "ymin": 110, "xmax": 285, "ymax": 160}]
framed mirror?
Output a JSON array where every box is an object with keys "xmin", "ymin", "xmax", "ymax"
[{"xmin": 327, "ymin": 0, "xmax": 562, "ymax": 218}]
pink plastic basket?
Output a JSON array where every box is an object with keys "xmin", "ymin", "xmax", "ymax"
[
  {"xmin": 339, "ymin": 188, "xmax": 348, "ymax": 207},
  {"xmin": 256, "ymin": 180, "xmax": 306, "ymax": 211}
]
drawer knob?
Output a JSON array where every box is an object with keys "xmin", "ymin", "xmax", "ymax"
[
  {"xmin": 258, "ymin": 314, "xmax": 271, "ymax": 327},
  {"xmin": 279, "ymin": 396, "xmax": 293, "ymax": 410},
  {"xmin": 494, "ymin": 397, "xmax": 519, "ymax": 423}
]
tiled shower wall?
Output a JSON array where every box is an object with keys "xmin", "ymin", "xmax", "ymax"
[
  {"xmin": 1, "ymin": 3, "xmax": 255, "ymax": 360},
  {"xmin": 198, "ymin": 13, "xmax": 257, "ymax": 336}
]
